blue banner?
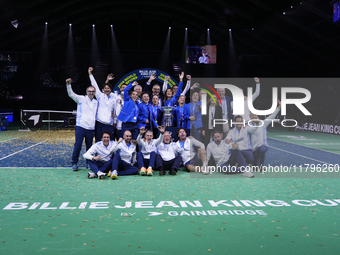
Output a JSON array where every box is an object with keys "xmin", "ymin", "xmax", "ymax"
[{"xmin": 114, "ymin": 68, "xmax": 178, "ymax": 91}]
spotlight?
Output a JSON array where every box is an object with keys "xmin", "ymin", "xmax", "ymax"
[
  {"xmin": 185, "ymin": 27, "xmax": 187, "ymax": 30},
  {"xmin": 207, "ymin": 28, "xmax": 210, "ymax": 31},
  {"xmin": 291, "ymin": 6, "xmax": 293, "ymax": 8},
  {"xmin": 169, "ymin": 27, "xmax": 171, "ymax": 29},
  {"xmin": 252, "ymin": 28, "xmax": 254, "ymax": 30},
  {"xmin": 92, "ymin": 24, "xmax": 95, "ymax": 27},
  {"xmin": 45, "ymin": 22, "xmax": 48, "ymax": 25},
  {"xmin": 110, "ymin": 24, "xmax": 113, "ymax": 27},
  {"xmin": 300, "ymin": 2, "xmax": 302, "ymax": 4},
  {"xmin": 69, "ymin": 23, "xmax": 72, "ymax": 26},
  {"xmin": 283, "ymin": 12, "xmax": 286, "ymax": 15},
  {"xmin": 11, "ymin": 20, "xmax": 19, "ymax": 28},
  {"xmin": 229, "ymin": 28, "xmax": 231, "ymax": 32}
]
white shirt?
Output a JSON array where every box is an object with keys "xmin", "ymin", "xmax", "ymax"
[
  {"xmin": 206, "ymin": 141, "xmax": 233, "ymax": 165},
  {"xmin": 249, "ymin": 108, "xmax": 280, "ymax": 151},
  {"xmin": 226, "ymin": 126, "xmax": 256, "ymax": 151},
  {"xmin": 117, "ymin": 141, "xmax": 136, "ymax": 164},
  {"xmin": 208, "ymin": 106, "xmax": 216, "ymax": 130},
  {"xmin": 221, "ymin": 97, "xmax": 229, "ymax": 120},
  {"xmin": 157, "ymin": 142, "xmax": 183, "ymax": 161},
  {"xmin": 114, "ymin": 99, "xmax": 124, "ymax": 130},
  {"xmin": 89, "ymin": 75, "xmax": 116, "ymax": 125},
  {"xmin": 137, "ymin": 133, "xmax": 163, "ymax": 159},
  {"xmin": 66, "ymin": 84, "xmax": 98, "ymax": 130},
  {"xmin": 83, "ymin": 141, "xmax": 119, "ymax": 162},
  {"xmin": 181, "ymin": 80, "xmax": 190, "ymax": 96},
  {"xmin": 175, "ymin": 137, "xmax": 205, "ymax": 165}
]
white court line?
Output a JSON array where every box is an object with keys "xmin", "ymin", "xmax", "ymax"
[
  {"xmin": 268, "ymin": 145, "xmax": 331, "ymax": 165},
  {"xmin": 268, "ymin": 137, "xmax": 340, "ymax": 156},
  {"xmin": 0, "ymin": 140, "xmax": 46, "ymax": 161}
]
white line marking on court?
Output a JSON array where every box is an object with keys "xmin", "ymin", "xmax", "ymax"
[
  {"xmin": 268, "ymin": 145, "xmax": 331, "ymax": 164},
  {"xmin": 0, "ymin": 140, "xmax": 46, "ymax": 161},
  {"xmin": 268, "ymin": 137, "xmax": 340, "ymax": 156}
]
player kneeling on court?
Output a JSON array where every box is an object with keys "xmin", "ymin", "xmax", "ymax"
[
  {"xmin": 109, "ymin": 130, "xmax": 139, "ymax": 180},
  {"xmin": 206, "ymin": 130, "xmax": 254, "ymax": 178},
  {"xmin": 83, "ymin": 131, "xmax": 122, "ymax": 179},
  {"xmin": 136, "ymin": 125, "xmax": 165, "ymax": 176},
  {"xmin": 155, "ymin": 131, "xmax": 183, "ymax": 176},
  {"xmin": 175, "ymin": 128, "xmax": 208, "ymax": 173}
]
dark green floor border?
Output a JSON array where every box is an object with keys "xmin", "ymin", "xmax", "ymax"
[{"xmin": 1, "ymin": 168, "xmax": 339, "ymax": 254}]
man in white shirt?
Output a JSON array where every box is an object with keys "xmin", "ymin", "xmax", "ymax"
[
  {"xmin": 66, "ymin": 78, "xmax": 98, "ymax": 171},
  {"xmin": 175, "ymin": 128, "xmax": 207, "ymax": 172},
  {"xmin": 109, "ymin": 130, "xmax": 139, "ymax": 179},
  {"xmin": 226, "ymin": 115, "xmax": 256, "ymax": 165},
  {"xmin": 156, "ymin": 131, "xmax": 183, "ymax": 176},
  {"xmin": 206, "ymin": 130, "xmax": 254, "ymax": 178},
  {"xmin": 88, "ymin": 67, "xmax": 116, "ymax": 142},
  {"xmin": 83, "ymin": 131, "xmax": 123, "ymax": 179},
  {"xmin": 249, "ymin": 100, "xmax": 281, "ymax": 169},
  {"xmin": 136, "ymin": 125, "xmax": 165, "ymax": 176}
]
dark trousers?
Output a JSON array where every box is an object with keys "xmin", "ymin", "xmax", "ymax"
[
  {"xmin": 241, "ymin": 149, "xmax": 254, "ymax": 164},
  {"xmin": 72, "ymin": 126, "xmax": 94, "ymax": 165},
  {"xmin": 88, "ymin": 159, "xmax": 113, "ymax": 174},
  {"xmin": 117, "ymin": 129, "xmax": 123, "ymax": 140},
  {"xmin": 137, "ymin": 151, "xmax": 156, "ymax": 169},
  {"xmin": 95, "ymin": 121, "xmax": 114, "ymax": 142},
  {"xmin": 253, "ymin": 145, "xmax": 268, "ymax": 167},
  {"xmin": 219, "ymin": 150, "xmax": 247, "ymax": 173},
  {"xmin": 155, "ymin": 154, "xmax": 182, "ymax": 171},
  {"xmin": 112, "ymin": 153, "xmax": 138, "ymax": 175},
  {"xmin": 122, "ymin": 122, "xmax": 139, "ymax": 140}
]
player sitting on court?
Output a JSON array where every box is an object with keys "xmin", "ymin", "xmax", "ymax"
[
  {"xmin": 155, "ymin": 131, "xmax": 183, "ymax": 176},
  {"xmin": 83, "ymin": 131, "xmax": 122, "ymax": 179},
  {"xmin": 206, "ymin": 130, "xmax": 254, "ymax": 178},
  {"xmin": 109, "ymin": 130, "xmax": 139, "ymax": 180},
  {"xmin": 136, "ymin": 125, "xmax": 165, "ymax": 176},
  {"xmin": 175, "ymin": 128, "xmax": 208, "ymax": 173}
]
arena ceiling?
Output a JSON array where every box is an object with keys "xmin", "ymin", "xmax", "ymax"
[{"xmin": 1, "ymin": 0, "xmax": 340, "ymax": 76}]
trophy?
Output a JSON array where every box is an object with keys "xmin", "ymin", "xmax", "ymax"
[{"xmin": 162, "ymin": 106, "xmax": 174, "ymax": 127}]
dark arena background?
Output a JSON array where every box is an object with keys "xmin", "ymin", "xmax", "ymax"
[{"xmin": 1, "ymin": 1, "xmax": 340, "ymax": 254}]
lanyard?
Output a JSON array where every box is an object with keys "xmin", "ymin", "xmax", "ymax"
[{"xmin": 153, "ymin": 106, "xmax": 158, "ymax": 120}]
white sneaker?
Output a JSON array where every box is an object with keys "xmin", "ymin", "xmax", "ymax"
[
  {"xmin": 242, "ymin": 171, "xmax": 254, "ymax": 178},
  {"xmin": 202, "ymin": 166, "xmax": 210, "ymax": 175},
  {"xmin": 110, "ymin": 170, "xmax": 118, "ymax": 180},
  {"xmin": 88, "ymin": 172, "xmax": 96, "ymax": 179},
  {"xmin": 97, "ymin": 171, "xmax": 106, "ymax": 179}
]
